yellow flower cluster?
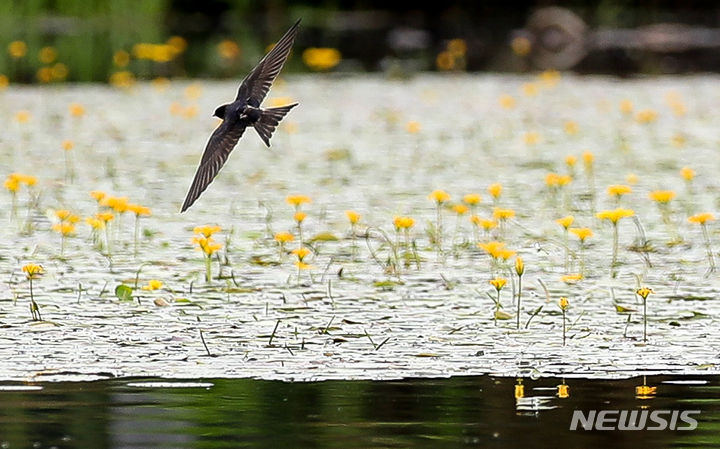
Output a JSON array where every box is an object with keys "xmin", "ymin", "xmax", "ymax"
[
  {"xmin": 545, "ymin": 173, "xmax": 572, "ymax": 187},
  {"xmin": 393, "ymin": 216, "xmax": 415, "ymax": 230},
  {"xmin": 4, "ymin": 173, "xmax": 37, "ymax": 193},
  {"xmin": 478, "ymin": 241, "xmax": 515, "ymax": 260},
  {"xmin": 470, "ymin": 216, "xmax": 496, "ymax": 230},
  {"xmin": 192, "ymin": 235, "xmax": 223, "ymax": 256}
]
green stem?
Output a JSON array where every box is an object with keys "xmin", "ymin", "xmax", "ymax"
[
  {"xmin": 643, "ymin": 295, "xmax": 647, "ymax": 342},
  {"xmin": 516, "ymin": 276, "xmax": 522, "ymax": 330},
  {"xmin": 563, "ymin": 228, "xmax": 569, "ymax": 272},
  {"xmin": 562, "ymin": 310, "xmax": 566, "ymax": 345},
  {"xmin": 436, "ymin": 204, "xmax": 442, "ymax": 257},
  {"xmin": 10, "ymin": 191, "xmax": 17, "ymax": 222},
  {"xmin": 611, "ymin": 222, "xmax": 619, "ymax": 278},
  {"xmin": 702, "ymin": 223, "xmax": 716, "ymax": 271},
  {"xmin": 205, "ymin": 254, "xmax": 212, "ymax": 283},
  {"xmin": 133, "ymin": 215, "xmax": 139, "ymax": 258},
  {"xmin": 494, "ymin": 290, "xmax": 500, "ymax": 327}
]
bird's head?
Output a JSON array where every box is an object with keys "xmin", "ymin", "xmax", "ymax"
[{"xmin": 213, "ymin": 104, "xmax": 228, "ymax": 119}]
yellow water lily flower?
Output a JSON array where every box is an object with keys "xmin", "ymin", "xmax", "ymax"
[
  {"xmin": 192, "ymin": 236, "xmax": 222, "ymax": 255},
  {"xmin": 478, "ymin": 241, "xmax": 506, "ymax": 259},
  {"xmin": 428, "ymin": 189, "xmax": 450, "ymax": 204},
  {"xmin": 559, "ymin": 297, "xmax": 569, "ymax": 310},
  {"xmin": 286, "ymin": 194, "xmax": 311, "ymax": 208},
  {"xmin": 489, "ymin": 278, "xmax": 507, "ymax": 291},
  {"xmin": 393, "ymin": 216, "xmax": 415, "ymax": 230},
  {"xmin": 680, "ymin": 167, "xmax": 695, "ymax": 181},
  {"xmin": 470, "ymin": 215, "xmax": 496, "ymax": 230},
  {"xmin": 596, "ymin": 208, "xmax": 634, "ymax": 223},
  {"xmin": 569, "ymin": 227, "xmax": 593, "ymax": 242},
  {"xmin": 291, "ymin": 246, "xmax": 311, "ymax": 261},
  {"xmin": 142, "ymin": 280, "xmax": 164, "ymax": 291},
  {"xmin": 52, "ymin": 222, "xmax": 76, "ymax": 236},
  {"xmin": 463, "ymin": 193, "xmax": 482, "ymax": 205},
  {"xmin": 22, "ymin": 264, "xmax": 43, "ymax": 279},
  {"xmin": 556, "ymin": 215, "xmax": 574, "ymax": 229},
  {"xmin": 127, "ymin": 204, "xmax": 151, "ymax": 216},
  {"xmin": 345, "ymin": 210, "xmax": 361, "ymax": 225},
  {"xmin": 452, "ymin": 204, "xmax": 468, "ymax": 215},
  {"xmin": 688, "ymin": 213, "xmax": 715, "ymax": 225},
  {"xmin": 607, "ymin": 184, "xmax": 632, "ymax": 198},
  {"xmin": 274, "ymin": 232, "xmax": 295, "ymax": 243},
  {"xmin": 493, "ymin": 207, "xmax": 515, "ymax": 221},
  {"xmin": 649, "ymin": 190, "xmax": 676, "ymax": 203}
]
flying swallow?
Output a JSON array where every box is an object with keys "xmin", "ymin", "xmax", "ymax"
[{"xmin": 181, "ymin": 19, "xmax": 300, "ymax": 212}]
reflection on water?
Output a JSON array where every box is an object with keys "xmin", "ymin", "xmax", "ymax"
[{"xmin": 0, "ymin": 375, "xmax": 718, "ymax": 448}]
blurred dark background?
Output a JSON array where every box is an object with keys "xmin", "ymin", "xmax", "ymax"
[{"xmin": 1, "ymin": 0, "xmax": 720, "ymax": 84}]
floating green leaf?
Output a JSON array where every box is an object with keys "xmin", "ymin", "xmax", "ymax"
[{"xmin": 115, "ymin": 284, "xmax": 133, "ymax": 301}]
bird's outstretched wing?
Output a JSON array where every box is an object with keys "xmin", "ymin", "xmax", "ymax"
[
  {"xmin": 181, "ymin": 121, "xmax": 246, "ymax": 212},
  {"xmin": 236, "ymin": 19, "xmax": 300, "ymax": 107}
]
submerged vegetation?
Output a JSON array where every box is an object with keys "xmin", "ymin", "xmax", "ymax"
[{"xmin": 0, "ymin": 71, "xmax": 719, "ymax": 381}]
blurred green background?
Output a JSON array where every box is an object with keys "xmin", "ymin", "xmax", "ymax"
[{"xmin": 1, "ymin": 0, "xmax": 720, "ymax": 85}]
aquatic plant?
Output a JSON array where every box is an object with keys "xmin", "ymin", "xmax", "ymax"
[
  {"xmin": 559, "ymin": 296, "xmax": 569, "ymax": 345},
  {"xmin": 274, "ymin": 231, "xmax": 294, "ymax": 259},
  {"xmin": 127, "ymin": 203, "xmax": 151, "ymax": 257},
  {"xmin": 569, "ymin": 227, "xmax": 593, "ymax": 276},
  {"xmin": 428, "ymin": 189, "xmax": 450, "ymax": 254},
  {"xmin": 489, "ymin": 277, "xmax": 507, "ymax": 326},
  {"xmin": 556, "ymin": 215, "xmax": 574, "ymax": 271},
  {"xmin": 607, "ymin": 184, "xmax": 632, "ymax": 204},
  {"xmin": 688, "ymin": 213, "xmax": 716, "ymax": 272},
  {"xmin": 52, "ymin": 210, "xmax": 79, "ymax": 256},
  {"xmin": 636, "ymin": 287, "xmax": 654, "ymax": 342},
  {"xmin": 192, "ymin": 226, "xmax": 223, "ymax": 283},
  {"xmin": 515, "ymin": 256, "xmax": 524, "ymax": 330},
  {"xmin": 487, "ymin": 183, "xmax": 502, "ymax": 205},
  {"xmin": 649, "ymin": 190, "xmax": 678, "ymax": 242},
  {"xmin": 286, "ymin": 194, "xmax": 311, "ymax": 245},
  {"xmin": 291, "ymin": 246, "xmax": 313, "ymax": 283},
  {"xmin": 61, "ymin": 140, "xmax": 75, "ymax": 182},
  {"xmin": 596, "ymin": 208, "xmax": 635, "ymax": 277},
  {"xmin": 470, "ymin": 215, "xmax": 496, "ymax": 243},
  {"xmin": 22, "ymin": 264, "xmax": 43, "ymax": 321}
]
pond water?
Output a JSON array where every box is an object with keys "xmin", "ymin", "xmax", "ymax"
[
  {"xmin": 0, "ymin": 74, "xmax": 719, "ymax": 382},
  {"xmin": 1, "ymin": 375, "xmax": 718, "ymax": 448}
]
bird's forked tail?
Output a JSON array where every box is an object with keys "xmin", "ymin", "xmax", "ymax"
[{"xmin": 253, "ymin": 103, "xmax": 298, "ymax": 147}]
